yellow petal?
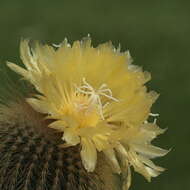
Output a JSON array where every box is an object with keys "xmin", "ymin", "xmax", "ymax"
[
  {"xmin": 80, "ymin": 138, "xmax": 97, "ymax": 172},
  {"xmin": 48, "ymin": 120, "xmax": 66, "ymax": 131},
  {"xmin": 103, "ymin": 148, "xmax": 121, "ymax": 174},
  {"xmin": 7, "ymin": 62, "xmax": 29, "ymax": 80},
  {"xmin": 122, "ymin": 166, "xmax": 131, "ymax": 190},
  {"xmin": 132, "ymin": 144, "xmax": 169, "ymax": 158},
  {"xmin": 145, "ymin": 166, "xmax": 161, "ymax": 178},
  {"xmin": 62, "ymin": 128, "xmax": 80, "ymax": 146},
  {"xmin": 26, "ymin": 98, "xmax": 50, "ymax": 114},
  {"xmin": 128, "ymin": 151, "xmax": 151, "ymax": 181},
  {"xmin": 20, "ymin": 39, "xmax": 33, "ymax": 70},
  {"xmin": 138, "ymin": 154, "xmax": 165, "ymax": 172},
  {"xmin": 92, "ymin": 134, "xmax": 110, "ymax": 151}
]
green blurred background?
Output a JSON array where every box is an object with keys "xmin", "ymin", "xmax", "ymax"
[{"xmin": 0, "ymin": 0, "xmax": 189, "ymax": 189}]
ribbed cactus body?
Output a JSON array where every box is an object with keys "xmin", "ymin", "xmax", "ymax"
[{"xmin": 0, "ymin": 123, "xmax": 104, "ymax": 190}]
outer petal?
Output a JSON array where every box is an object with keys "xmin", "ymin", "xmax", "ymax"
[
  {"xmin": 7, "ymin": 62, "xmax": 30, "ymax": 80},
  {"xmin": 27, "ymin": 98, "xmax": 50, "ymax": 114},
  {"xmin": 103, "ymin": 148, "xmax": 121, "ymax": 174},
  {"xmin": 62, "ymin": 128, "xmax": 80, "ymax": 146},
  {"xmin": 48, "ymin": 120, "xmax": 66, "ymax": 131},
  {"xmin": 132, "ymin": 124, "xmax": 167, "ymax": 143},
  {"xmin": 122, "ymin": 166, "xmax": 131, "ymax": 190},
  {"xmin": 128, "ymin": 151, "xmax": 151, "ymax": 181},
  {"xmin": 80, "ymin": 138, "xmax": 97, "ymax": 172},
  {"xmin": 138, "ymin": 154, "xmax": 165, "ymax": 172},
  {"xmin": 131, "ymin": 144, "xmax": 169, "ymax": 158}
]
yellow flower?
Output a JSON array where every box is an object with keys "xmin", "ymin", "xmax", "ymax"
[{"xmin": 8, "ymin": 37, "xmax": 168, "ymax": 189}]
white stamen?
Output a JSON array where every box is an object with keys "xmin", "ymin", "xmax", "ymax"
[
  {"xmin": 52, "ymin": 43, "xmax": 62, "ymax": 48},
  {"xmin": 153, "ymin": 118, "xmax": 158, "ymax": 124},
  {"xmin": 75, "ymin": 78, "xmax": 119, "ymax": 119},
  {"xmin": 149, "ymin": 113, "xmax": 159, "ymax": 117},
  {"xmin": 148, "ymin": 113, "xmax": 159, "ymax": 124}
]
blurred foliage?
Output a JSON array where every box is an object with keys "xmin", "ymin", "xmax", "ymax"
[{"xmin": 0, "ymin": 0, "xmax": 189, "ymax": 189}]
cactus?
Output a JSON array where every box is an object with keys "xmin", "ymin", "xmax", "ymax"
[
  {"xmin": 0, "ymin": 122, "xmax": 107, "ymax": 190},
  {"xmin": 0, "ymin": 37, "xmax": 168, "ymax": 190}
]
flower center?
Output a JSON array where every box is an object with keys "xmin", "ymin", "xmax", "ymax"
[{"xmin": 59, "ymin": 78, "xmax": 118, "ymax": 129}]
